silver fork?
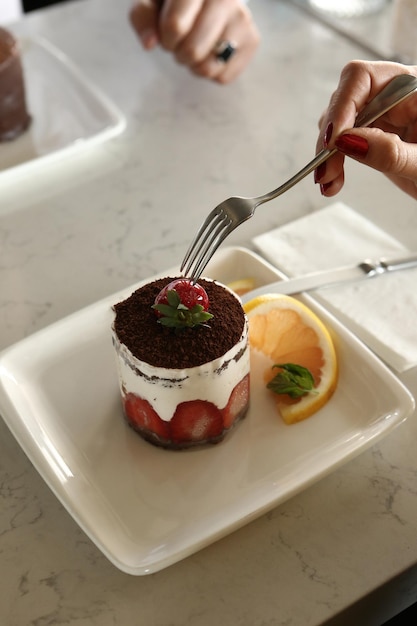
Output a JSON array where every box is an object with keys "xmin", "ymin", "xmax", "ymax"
[{"xmin": 181, "ymin": 74, "xmax": 417, "ymax": 281}]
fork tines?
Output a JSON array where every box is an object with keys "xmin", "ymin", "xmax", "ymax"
[{"xmin": 180, "ymin": 206, "xmax": 233, "ymax": 281}]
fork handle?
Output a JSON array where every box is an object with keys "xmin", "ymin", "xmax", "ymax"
[
  {"xmin": 253, "ymin": 73, "xmax": 417, "ymax": 207},
  {"xmin": 255, "ymin": 146, "xmax": 335, "ymax": 206}
]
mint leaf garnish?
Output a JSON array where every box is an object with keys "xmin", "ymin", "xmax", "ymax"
[{"xmin": 267, "ymin": 363, "xmax": 317, "ymax": 399}]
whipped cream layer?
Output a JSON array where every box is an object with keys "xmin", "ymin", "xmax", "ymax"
[{"xmin": 112, "ymin": 318, "xmax": 249, "ymax": 422}]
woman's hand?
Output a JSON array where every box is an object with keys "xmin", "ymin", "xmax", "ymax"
[
  {"xmin": 315, "ymin": 60, "xmax": 417, "ymax": 200},
  {"xmin": 129, "ymin": 0, "xmax": 260, "ymax": 84}
]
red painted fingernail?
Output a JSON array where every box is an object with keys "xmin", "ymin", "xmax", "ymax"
[
  {"xmin": 335, "ymin": 134, "xmax": 369, "ymax": 158},
  {"xmin": 320, "ymin": 182, "xmax": 332, "ymax": 195},
  {"xmin": 324, "ymin": 122, "xmax": 333, "ymax": 147},
  {"xmin": 314, "ymin": 161, "xmax": 326, "ymax": 183}
]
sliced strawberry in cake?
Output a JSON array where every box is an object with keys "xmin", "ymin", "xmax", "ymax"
[
  {"xmin": 123, "ymin": 392, "xmax": 170, "ymax": 441},
  {"xmin": 222, "ymin": 374, "xmax": 250, "ymax": 430},
  {"xmin": 170, "ymin": 400, "xmax": 223, "ymax": 445}
]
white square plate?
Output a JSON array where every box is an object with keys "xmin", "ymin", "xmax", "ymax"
[
  {"xmin": 0, "ymin": 36, "xmax": 125, "ymax": 179},
  {"xmin": 0, "ymin": 247, "xmax": 414, "ymax": 575}
]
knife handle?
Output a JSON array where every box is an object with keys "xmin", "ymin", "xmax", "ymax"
[{"xmin": 381, "ymin": 254, "xmax": 417, "ymax": 272}]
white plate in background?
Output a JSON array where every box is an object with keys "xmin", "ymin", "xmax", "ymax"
[
  {"xmin": 0, "ymin": 36, "xmax": 125, "ymax": 179},
  {"xmin": 0, "ymin": 247, "xmax": 414, "ymax": 575}
]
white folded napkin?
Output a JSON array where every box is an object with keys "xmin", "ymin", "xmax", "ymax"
[{"xmin": 253, "ymin": 202, "xmax": 417, "ymax": 373}]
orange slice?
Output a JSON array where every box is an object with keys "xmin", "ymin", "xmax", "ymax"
[
  {"xmin": 227, "ymin": 277, "xmax": 256, "ymax": 297},
  {"xmin": 244, "ymin": 294, "xmax": 338, "ymax": 424}
]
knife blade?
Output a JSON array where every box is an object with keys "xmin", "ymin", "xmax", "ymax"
[{"xmin": 241, "ymin": 253, "xmax": 417, "ymax": 303}]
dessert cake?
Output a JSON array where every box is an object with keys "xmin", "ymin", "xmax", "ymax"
[
  {"xmin": 0, "ymin": 27, "xmax": 31, "ymax": 142},
  {"xmin": 112, "ymin": 277, "xmax": 250, "ymax": 449}
]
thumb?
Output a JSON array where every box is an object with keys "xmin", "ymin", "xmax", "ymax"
[
  {"xmin": 130, "ymin": 1, "xmax": 160, "ymax": 49},
  {"xmin": 335, "ymin": 127, "xmax": 417, "ymax": 182}
]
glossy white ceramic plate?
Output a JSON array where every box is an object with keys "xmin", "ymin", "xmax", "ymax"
[
  {"xmin": 0, "ymin": 247, "xmax": 414, "ymax": 575},
  {"xmin": 0, "ymin": 36, "xmax": 125, "ymax": 179}
]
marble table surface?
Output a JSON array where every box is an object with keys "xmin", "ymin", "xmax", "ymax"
[{"xmin": 0, "ymin": 1, "xmax": 416, "ymax": 624}]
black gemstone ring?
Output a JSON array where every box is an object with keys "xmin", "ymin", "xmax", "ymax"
[{"xmin": 215, "ymin": 40, "xmax": 237, "ymax": 63}]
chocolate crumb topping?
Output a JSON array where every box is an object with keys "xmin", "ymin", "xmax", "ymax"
[{"xmin": 113, "ymin": 277, "xmax": 245, "ymax": 369}]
